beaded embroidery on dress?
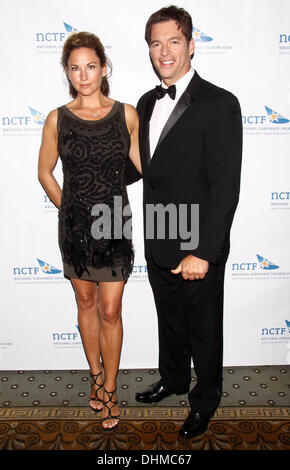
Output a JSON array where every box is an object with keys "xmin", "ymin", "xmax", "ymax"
[{"xmin": 57, "ymin": 101, "xmax": 134, "ymax": 282}]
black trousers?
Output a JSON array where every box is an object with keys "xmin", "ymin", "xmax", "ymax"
[{"xmin": 147, "ymin": 257, "xmax": 226, "ymax": 413}]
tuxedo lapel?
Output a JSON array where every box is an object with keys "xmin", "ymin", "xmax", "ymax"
[
  {"xmin": 155, "ymin": 72, "xmax": 201, "ymax": 150},
  {"xmin": 141, "ymin": 92, "xmax": 157, "ymax": 177}
]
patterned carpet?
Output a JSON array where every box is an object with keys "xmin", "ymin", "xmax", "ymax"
[
  {"xmin": 0, "ymin": 406, "xmax": 289, "ymax": 451},
  {"xmin": 0, "ymin": 367, "xmax": 289, "ymax": 452}
]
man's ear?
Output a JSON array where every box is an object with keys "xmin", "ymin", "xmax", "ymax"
[{"xmin": 189, "ymin": 38, "xmax": 195, "ymax": 58}]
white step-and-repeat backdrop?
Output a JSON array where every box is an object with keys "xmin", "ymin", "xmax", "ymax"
[{"xmin": 0, "ymin": 0, "xmax": 289, "ymax": 369}]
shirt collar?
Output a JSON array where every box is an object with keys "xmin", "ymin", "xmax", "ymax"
[{"xmin": 161, "ymin": 67, "xmax": 194, "ymax": 100}]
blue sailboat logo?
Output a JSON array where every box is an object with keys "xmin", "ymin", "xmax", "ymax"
[
  {"xmin": 36, "ymin": 258, "xmax": 62, "ymax": 274},
  {"xmin": 63, "ymin": 22, "xmax": 78, "ymax": 33},
  {"xmin": 265, "ymin": 106, "xmax": 289, "ymax": 124},
  {"xmin": 29, "ymin": 107, "xmax": 46, "ymax": 125},
  {"xmin": 256, "ymin": 254, "xmax": 279, "ymax": 270},
  {"xmin": 192, "ymin": 26, "xmax": 213, "ymax": 42}
]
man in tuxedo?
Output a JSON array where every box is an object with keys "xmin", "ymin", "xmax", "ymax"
[{"xmin": 129, "ymin": 6, "xmax": 242, "ymax": 438}]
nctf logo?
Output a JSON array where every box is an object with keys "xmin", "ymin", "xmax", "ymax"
[
  {"xmin": 265, "ymin": 106, "xmax": 290, "ymax": 124},
  {"xmin": 243, "ymin": 106, "xmax": 289, "ymax": 125},
  {"xmin": 232, "ymin": 254, "xmax": 279, "ymax": 272},
  {"xmin": 35, "ymin": 22, "xmax": 78, "ymax": 53},
  {"xmin": 1, "ymin": 106, "xmax": 46, "ymax": 137},
  {"xmin": 52, "ymin": 325, "xmax": 82, "ymax": 348},
  {"xmin": 192, "ymin": 26, "xmax": 232, "ymax": 54},
  {"xmin": 256, "ymin": 254, "xmax": 279, "ymax": 271},
  {"xmin": 1, "ymin": 107, "xmax": 45, "ymax": 127},
  {"xmin": 43, "ymin": 193, "xmax": 58, "ymax": 212},
  {"xmin": 278, "ymin": 33, "xmax": 290, "ymax": 55},
  {"xmin": 29, "ymin": 107, "xmax": 46, "ymax": 125},
  {"xmin": 37, "ymin": 258, "xmax": 62, "ymax": 275},
  {"xmin": 261, "ymin": 320, "xmax": 290, "ymax": 344},
  {"xmin": 242, "ymin": 105, "xmax": 290, "ymax": 135},
  {"xmin": 35, "ymin": 22, "xmax": 77, "ymax": 43},
  {"xmin": 129, "ymin": 264, "xmax": 148, "ymax": 282},
  {"xmin": 13, "ymin": 259, "xmax": 64, "ymax": 283},
  {"xmin": 271, "ymin": 191, "xmax": 290, "ymax": 210},
  {"xmin": 232, "ymin": 254, "xmax": 290, "ymax": 280},
  {"xmin": 192, "ymin": 26, "xmax": 213, "ymax": 42}
]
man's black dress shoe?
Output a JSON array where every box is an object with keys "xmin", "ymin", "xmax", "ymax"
[
  {"xmin": 179, "ymin": 410, "xmax": 214, "ymax": 439},
  {"xmin": 135, "ymin": 380, "xmax": 188, "ymax": 403}
]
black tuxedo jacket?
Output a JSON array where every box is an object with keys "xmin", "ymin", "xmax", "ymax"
[{"xmin": 126, "ymin": 71, "xmax": 243, "ymax": 268}]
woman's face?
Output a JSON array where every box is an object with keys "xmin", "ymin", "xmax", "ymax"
[{"xmin": 66, "ymin": 47, "xmax": 106, "ymax": 97}]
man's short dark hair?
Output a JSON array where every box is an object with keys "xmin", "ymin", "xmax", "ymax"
[{"xmin": 145, "ymin": 5, "xmax": 193, "ymax": 45}]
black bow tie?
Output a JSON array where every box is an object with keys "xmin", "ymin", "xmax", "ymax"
[{"xmin": 155, "ymin": 84, "xmax": 176, "ymax": 100}]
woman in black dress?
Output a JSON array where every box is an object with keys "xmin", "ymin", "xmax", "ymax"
[{"xmin": 38, "ymin": 32, "xmax": 141, "ymax": 430}]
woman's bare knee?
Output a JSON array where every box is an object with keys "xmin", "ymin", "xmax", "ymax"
[
  {"xmin": 72, "ymin": 280, "xmax": 98, "ymax": 311},
  {"xmin": 77, "ymin": 292, "xmax": 97, "ymax": 311},
  {"xmin": 99, "ymin": 303, "xmax": 122, "ymax": 324}
]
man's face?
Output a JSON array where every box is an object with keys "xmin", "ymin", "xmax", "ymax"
[{"xmin": 149, "ymin": 19, "xmax": 194, "ymax": 86}]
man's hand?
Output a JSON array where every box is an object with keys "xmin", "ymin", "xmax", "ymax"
[{"xmin": 171, "ymin": 255, "xmax": 209, "ymax": 281}]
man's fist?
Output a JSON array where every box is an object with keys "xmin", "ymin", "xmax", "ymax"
[{"xmin": 171, "ymin": 255, "xmax": 209, "ymax": 280}]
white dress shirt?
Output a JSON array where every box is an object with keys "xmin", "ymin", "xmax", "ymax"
[{"xmin": 149, "ymin": 67, "xmax": 195, "ymax": 157}]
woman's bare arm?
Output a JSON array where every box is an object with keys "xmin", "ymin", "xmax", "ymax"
[
  {"xmin": 38, "ymin": 109, "xmax": 62, "ymax": 208},
  {"xmin": 124, "ymin": 104, "xmax": 142, "ymax": 175}
]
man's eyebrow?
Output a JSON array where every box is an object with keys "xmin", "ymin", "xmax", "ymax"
[{"xmin": 151, "ymin": 36, "xmax": 181, "ymax": 43}]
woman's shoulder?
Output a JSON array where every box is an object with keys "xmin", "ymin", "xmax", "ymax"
[
  {"xmin": 123, "ymin": 103, "xmax": 138, "ymax": 119},
  {"xmin": 43, "ymin": 104, "xmax": 68, "ymax": 134},
  {"xmin": 123, "ymin": 103, "xmax": 139, "ymax": 134},
  {"xmin": 43, "ymin": 108, "xmax": 59, "ymax": 130},
  {"xmin": 45, "ymin": 101, "xmax": 72, "ymax": 126}
]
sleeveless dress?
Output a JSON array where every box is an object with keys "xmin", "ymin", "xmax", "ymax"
[{"xmin": 57, "ymin": 101, "xmax": 134, "ymax": 282}]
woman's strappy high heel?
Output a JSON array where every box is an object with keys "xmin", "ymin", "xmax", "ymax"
[
  {"xmin": 89, "ymin": 367, "xmax": 104, "ymax": 413},
  {"xmin": 101, "ymin": 387, "xmax": 120, "ymax": 430}
]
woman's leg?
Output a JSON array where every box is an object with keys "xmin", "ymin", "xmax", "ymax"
[
  {"xmin": 98, "ymin": 280, "xmax": 125, "ymax": 428},
  {"xmin": 71, "ymin": 278, "xmax": 103, "ymax": 410}
]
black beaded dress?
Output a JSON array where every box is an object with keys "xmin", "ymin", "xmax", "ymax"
[{"xmin": 57, "ymin": 101, "xmax": 134, "ymax": 282}]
